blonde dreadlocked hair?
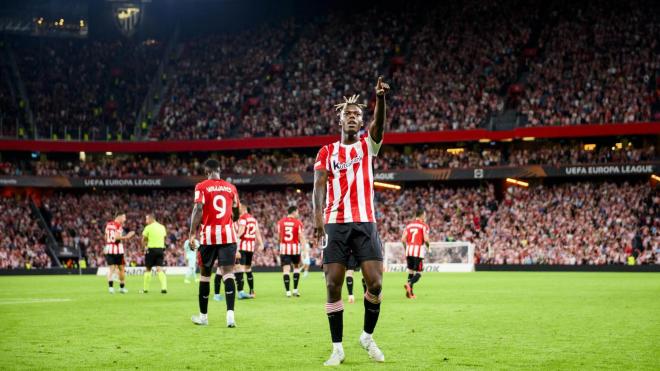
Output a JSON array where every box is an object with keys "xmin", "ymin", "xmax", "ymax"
[{"xmin": 334, "ymin": 94, "xmax": 367, "ymax": 117}]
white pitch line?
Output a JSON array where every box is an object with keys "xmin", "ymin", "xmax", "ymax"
[{"xmin": 0, "ymin": 298, "xmax": 72, "ymax": 305}]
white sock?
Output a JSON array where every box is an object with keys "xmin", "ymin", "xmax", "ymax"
[
  {"xmin": 361, "ymin": 331, "xmax": 372, "ymax": 341},
  {"xmin": 200, "ymin": 313, "xmax": 208, "ymax": 320},
  {"xmin": 332, "ymin": 342, "xmax": 344, "ymax": 353}
]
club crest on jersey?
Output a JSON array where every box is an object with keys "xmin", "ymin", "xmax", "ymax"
[{"xmin": 332, "ymin": 156, "xmax": 363, "ymax": 171}]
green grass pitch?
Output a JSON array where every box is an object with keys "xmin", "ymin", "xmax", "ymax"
[{"xmin": 0, "ymin": 272, "xmax": 658, "ymax": 370}]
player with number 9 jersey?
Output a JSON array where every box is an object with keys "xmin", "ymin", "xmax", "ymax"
[
  {"xmin": 189, "ymin": 159, "xmax": 241, "ymax": 328},
  {"xmin": 194, "ymin": 179, "xmax": 239, "ymax": 245}
]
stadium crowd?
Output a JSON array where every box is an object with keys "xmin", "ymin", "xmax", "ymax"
[
  {"xmin": 3, "ymin": 2, "xmax": 655, "ymax": 142},
  {"xmin": 13, "ymin": 38, "xmax": 163, "ymax": 140},
  {"xmin": 2, "ymin": 141, "xmax": 654, "ymax": 177},
  {"xmin": 477, "ymin": 182, "xmax": 658, "ymax": 265},
  {"xmin": 518, "ymin": 2, "xmax": 658, "ymax": 126},
  {"xmin": 1, "ymin": 178, "xmax": 657, "ymax": 269},
  {"xmin": 389, "ymin": 1, "xmax": 534, "ymax": 132},
  {"xmin": 154, "ymin": 21, "xmax": 295, "ymax": 140},
  {"xmin": 0, "ymin": 197, "xmax": 51, "ymax": 269}
]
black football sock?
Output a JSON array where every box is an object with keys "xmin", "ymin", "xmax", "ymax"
[
  {"xmin": 224, "ymin": 276, "xmax": 236, "ymax": 311},
  {"xmin": 293, "ymin": 272, "xmax": 300, "ymax": 290},
  {"xmin": 363, "ymin": 290, "xmax": 382, "ymax": 334},
  {"xmin": 199, "ymin": 281, "xmax": 210, "ymax": 314},
  {"xmin": 236, "ymin": 271, "xmax": 244, "ymax": 292},
  {"xmin": 346, "ymin": 276, "xmax": 354, "ymax": 295},
  {"xmin": 214, "ymin": 274, "xmax": 222, "ymax": 295},
  {"xmin": 411, "ymin": 273, "xmax": 421, "ymax": 289},
  {"xmin": 108, "ymin": 281, "xmax": 113, "ymax": 288},
  {"xmin": 361, "ymin": 278, "xmax": 367, "ymax": 293},
  {"xmin": 407, "ymin": 273, "xmax": 413, "ymax": 283},
  {"xmin": 283, "ymin": 274, "xmax": 290, "ymax": 292},
  {"xmin": 120, "ymin": 282, "xmax": 125, "ymax": 289},
  {"xmin": 246, "ymin": 272, "xmax": 254, "ymax": 292},
  {"xmin": 326, "ymin": 301, "xmax": 344, "ymax": 343}
]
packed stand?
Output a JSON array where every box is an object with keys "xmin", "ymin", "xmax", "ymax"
[
  {"xmin": 8, "ymin": 141, "xmax": 655, "ymax": 177},
  {"xmin": 14, "ymin": 38, "xmax": 163, "ymax": 140},
  {"xmin": 0, "ymin": 197, "xmax": 52, "ymax": 269},
  {"xmin": 478, "ymin": 182, "xmax": 659, "ymax": 264},
  {"xmin": 508, "ymin": 143, "xmax": 657, "ymax": 166},
  {"xmin": 390, "ymin": 1, "xmax": 534, "ymax": 132},
  {"xmin": 4, "ymin": 180, "xmax": 658, "ymax": 268},
  {"xmin": 518, "ymin": 1, "xmax": 658, "ymax": 126},
  {"xmin": 241, "ymin": 10, "xmax": 411, "ymax": 137},
  {"xmin": 154, "ymin": 21, "xmax": 295, "ymax": 140}
]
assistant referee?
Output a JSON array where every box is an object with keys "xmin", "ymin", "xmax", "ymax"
[{"xmin": 142, "ymin": 213, "xmax": 168, "ymax": 294}]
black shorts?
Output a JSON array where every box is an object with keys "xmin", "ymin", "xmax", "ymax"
[
  {"xmin": 280, "ymin": 254, "xmax": 301, "ymax": 266},
  {"xmin": 145, "ymin": 249, "xmax": 164, "ymax": 269},
  {"xmin": 240, "ymin": 251, "xmax": 254, "ymax": 266},
  {"xmin": 406, "ymin": 256, "xmax": 424, "ymax": 271},
  {"xmin": 323, "ymin": 222, "xmax": 383, "ymax": 266},
  {"xmin": 197, "ymin": 243, "xmax": 237, "ymax": 272},
  {"xmin": 105, "ymin": 254, "xmax": 125, "ymax": 266},
  {"xmin": 347, "ymin": 255, "xmax": 360, "ymax": 271}
]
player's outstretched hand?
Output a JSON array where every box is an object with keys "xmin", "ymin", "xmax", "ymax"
[
  {"xmin": 125, "ymin": 231, "xmax": 136, "ymax": 239},
  {"xmin": 375, "ymin": 76, "xmax": 390, "ymax": 97},
  {"xmin": 188, "ymin": 236, "xmax": 197, "ymax": 251}
]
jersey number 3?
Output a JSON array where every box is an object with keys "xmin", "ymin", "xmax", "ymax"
[{"xmin": 284, "ymin": 226, "xmax": 294, "ymax": 241}]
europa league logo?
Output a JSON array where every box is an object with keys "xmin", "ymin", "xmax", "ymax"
[{"xmin": 112, "ymin": 2, "xmax": 142, "ymax": 37}]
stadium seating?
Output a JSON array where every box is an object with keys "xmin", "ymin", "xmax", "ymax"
[
  {"xmin": 1, "ymin": 2, "xmax": 656, "ymax": 141},
  {"xmin": 0, "ymin": 197, "xmax": 51, "ymax": 269},
  {"xmin": 12, "ymin": 37, "xmax": 163, "ymax": 140},
  {"xmin": 1, "ymin": 141, "xmax": 655, "ymax": 177},
  {"xmin": 2, "ymin": 179, "xmax": 656, "ymax": 268}
]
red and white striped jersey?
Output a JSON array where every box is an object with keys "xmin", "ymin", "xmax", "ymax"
[
  {"xmin": 314, "ymin": 133, "xmax": 382, "ymax": 224},
  {"xmin": 194, "ymin": 178, "xmax": 240, "ymax": 245},
  {"xmin": 237, "ymin": 213, "xmax": 258, "ymax": 252},
  {"xmin": 104, "ymin": 221, "xmax": 124, "ymax": 255},
  {"xmin": 404, "ymin": 220, "xmax": 430, "ymax": 258},
  {"xmin": 277, "ymin": 216, "xmax": 304, "ymax": 255}
]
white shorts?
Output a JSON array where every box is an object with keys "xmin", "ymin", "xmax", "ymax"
[{"xmin": 186, "ymin": 252, "xmax": 197, "ymax": 266}]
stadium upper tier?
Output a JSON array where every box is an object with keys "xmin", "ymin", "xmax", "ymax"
[{"xmin": 0, "ymin": 0, "xmax": 658, "ymax": 141}]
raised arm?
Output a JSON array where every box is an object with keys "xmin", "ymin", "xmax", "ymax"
[
  {"xmin": 313, "ymin": 169, "xmax": 328, "ymax": 243},
  {"xmin": 368, "ymin": 76, "xmax": 390, "ymax": 143}
]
